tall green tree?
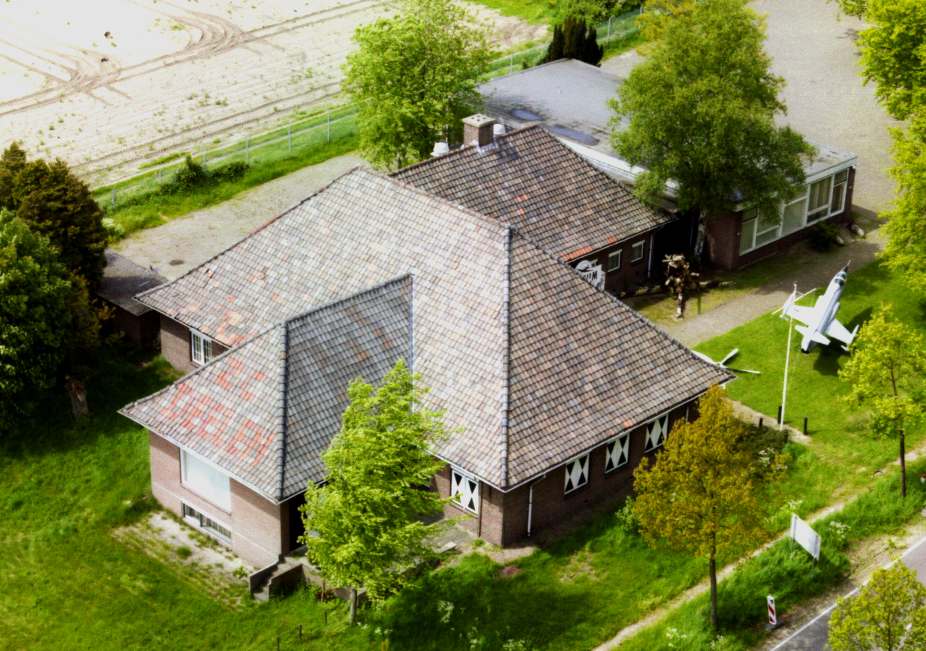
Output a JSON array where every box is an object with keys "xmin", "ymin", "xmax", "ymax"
[
  {"xmin": 829, "ymin": 563, "xmax": 926, "ymax": 651},
  {"xmin": 608, "ymin": 0, "xmax": 813, "ymax": 259},
  {"xmin": 633, "ymin": 385, "xmax": 776, "ymax": 630},
  {"xmin": 0, "ymin": 210, "xmax": 74, "ymax": 434},
  {"xmin": 300, "ymin": 360, "xmax": 454, "ymax": 624},
  {"xmin": 839, "ymin": 307, "xmax": 926, "ymax": 498},
  {"xmin": 882, "ymin": 116, "xmax": 926, "ymax": 294},
  {"xmin": 839, "ymin": 0, "xmax": 926, "ymax": 122},
  {"xmin": 540, "ymin": 17, "xmax": 604, "ymax": 66},
  {"xmin": 342, "ymin": 0, "xmax": 493, "ymax": 169},
  {"xmin": 0, "ymin": 144, "xmax": 107, "ymax": 290}
]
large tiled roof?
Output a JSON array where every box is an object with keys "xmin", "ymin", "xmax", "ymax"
[
  {"xmin": 392, "ymin": 126, "xmax": 669, "ymax": 261},
  {"xmin": 129, "ymin": 167, "xmax": 730, "ymax": 491},
  {"xmin": 96, "ymin": 250, "xmax": 166, "ymax": 316},
  {"xmin": 121, "ymin": 277, "xmax": 414, "ymax": 500}
]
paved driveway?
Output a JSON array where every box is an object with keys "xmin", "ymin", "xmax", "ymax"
[{"xmin": 601, "ymin": 0, "xmax": 900, "ymax": 213}]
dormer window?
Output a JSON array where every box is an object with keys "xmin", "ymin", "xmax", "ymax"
[{"xmin": 191, "ymin": 331, "xmax": 213, "ymax": 365}]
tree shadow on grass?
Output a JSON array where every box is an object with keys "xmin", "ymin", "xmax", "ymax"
[
  {"xmin": 1, "ymin": 347, "xmax": 175, "ymax": 462},
  {"xmin": 376, "ymin": 554, "xmax": 599, "ymax": 651}
]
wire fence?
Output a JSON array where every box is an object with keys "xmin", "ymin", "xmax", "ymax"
[{"xmin": 94, "ymin": 8, "xmax": 643, "ymax": 212}]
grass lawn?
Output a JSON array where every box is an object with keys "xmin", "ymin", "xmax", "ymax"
[{"xmin": 695, "ymin": 260, "xmax": 926, "ymax": 518}]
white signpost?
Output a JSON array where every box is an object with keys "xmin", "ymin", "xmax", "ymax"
[{"xmin": 789, "ymin": 514, "xmax": 822, "ymax": 576}]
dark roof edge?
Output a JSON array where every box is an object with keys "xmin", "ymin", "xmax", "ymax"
[
  {"xmin": 282, "ymin": 273, "xmax": 414, "ymax": 327},
  {"xmin": 118, "ymin": 320, "xmax": 282, "ymax": 416},
  {"xmin": 500, "ymin": 226, "xmax": 512, "ymax": 487},
  {"xmin": 135, "ymin": 165, "xmax": 368, "ymax": 304},
  {"xmin": 276, "ymin": 322, "xmax": 290, "ymax": 502}
]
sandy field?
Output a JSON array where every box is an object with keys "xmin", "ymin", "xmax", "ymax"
[{"xmin": 0, "ymin": 0, "xmax": 545, "ymax": 185}]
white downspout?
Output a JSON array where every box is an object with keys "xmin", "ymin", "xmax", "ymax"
[{"xmin": 526, "ymin": 474, "xmax": 547, "ymax": 537}]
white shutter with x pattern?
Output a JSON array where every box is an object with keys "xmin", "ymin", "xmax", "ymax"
[
  {"xmin": 564, "ymin": 454, "xmax": 590, "ymax": 494},
  {"xmin": 645, "ymin": 414, "xmax": 669, "ymax": 452},
  {"xmin": 605, "ymin": 433, "xmax": 630, "ymax": 472},
  {"xmin": 451, "ymin": 467, "xmax": 479, "ymax": 513}
]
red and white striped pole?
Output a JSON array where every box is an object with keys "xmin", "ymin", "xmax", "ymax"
[{"xmin": 767, "ymin": 595, "xmax": 778, "ymax": 627}]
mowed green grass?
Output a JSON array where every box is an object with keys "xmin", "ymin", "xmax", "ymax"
[
  {"xmin": 695, "ymin": 260, "xmax": 926, "ymax": 515},
  {"xmin": 0, "ymin": 352, "xmax": 365, "ymax": 651}
]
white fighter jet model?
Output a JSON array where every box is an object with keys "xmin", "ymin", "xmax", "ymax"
[
  {"xmin": 781, "ymin": 263, "xmax": 859, "ymax": 354},
  {"xmin": 691, "ymin": 349, "xmax": 760, "ymax": 374}
]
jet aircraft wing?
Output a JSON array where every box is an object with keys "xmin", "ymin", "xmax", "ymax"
[
  {"xmin": 783, "ymin": 303, "xmax": 816, "ymax": 327},
  {"xmin": 825, "ymin": 319, "xmax": 853, "ymax": 345}
]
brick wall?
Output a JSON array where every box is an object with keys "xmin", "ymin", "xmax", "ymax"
[
  {"xmin": 159, "ymin": 314, "xmax": 229, "ymax": 374},
  {"xmin": 572, "ymin": 231, "xmax": 655, "ymax": 294},
  {"xmin": 499, "ymin": 402, "xmax": 692, "ymax": 545},
  {"xmin": 148, "ymin": 431, "xmax": 284, "ymax": 568}
]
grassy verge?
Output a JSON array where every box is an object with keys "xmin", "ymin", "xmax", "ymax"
[
  {"xmin": 0, "ymin": 349, "xmax": 365, "ymax": 650},
  {"xmin": 618, "ymin": 462, "xmax": 926, "ymax": 651},
  {"xmin": 97, "ymin": 114, "xmax": 359, "ymax": 239}
]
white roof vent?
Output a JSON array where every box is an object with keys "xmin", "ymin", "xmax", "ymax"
[
  {"xmin": 493, "ymin": 123, "xmax": 506, "ymax": 137},
  {"xmin": 431, "ymin": 141, "xmax": 450, "ymax": 157}
]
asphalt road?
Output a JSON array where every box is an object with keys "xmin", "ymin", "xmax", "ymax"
[{"xmin": 770, "ymin": 532, "xmax": 926, "ymax": 650}]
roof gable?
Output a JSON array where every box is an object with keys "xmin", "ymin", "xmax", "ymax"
[
  {"xmin": 121, "ymin": 276, "xmax": 415, "ymax": 501},
  {"xmin": 392, "ymin": 126, "xmax": 669, "ymax": 261}
]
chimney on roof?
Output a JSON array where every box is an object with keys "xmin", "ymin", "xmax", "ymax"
[{"xmin": 463, "ymin": 114, "xmax": 495, "ymax": 148}]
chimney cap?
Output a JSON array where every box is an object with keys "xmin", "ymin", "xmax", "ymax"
[{"xmin": 462, "ymin": 114, "xmax": 495, "ymax": 128}]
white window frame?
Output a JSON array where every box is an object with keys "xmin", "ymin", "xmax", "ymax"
[
  {"xmin": 182, "ymin": 502, "xmax": 232, "ymax": 544},
  {"xmin": 190, "ymin": 330, "xmax": 214, "ymax": 365},
  {"xmin": 605, "ymin": 433, "xmax": 630, "ymax": 473},
  {"xmin": 739, "ymin": 167, "xmax": 851, "ymax": 255},
  {"xmin": 450, "ymin": 466, "xmax": 479, "ymax": 514},
  {"xmin": 180, "ymin": 449, "xmax": 232, "ymax": 511},
  {"xmin": 564, "ymin": 453, "xmax": 590, "ymax": 494},
  {"xmin": 644, "ymin": 414, "xmax": 669, "ymax": 452},
  {"xmin": 607, "ymin": 250, "xmax": 622, "ymax": 274},
  {"xmin": 631, "ymin": 241, "xmax": 645, "ymax": 263}
]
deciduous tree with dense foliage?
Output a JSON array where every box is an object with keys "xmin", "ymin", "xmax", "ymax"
[
  {"xmin": 608, "ymin": 0, "xmax": 813, "ymax": 259},
  {"xmin": 829, "ymin": 563, "xmax": 926, "ymax": 651},
  {"xmin": 299, "ymin": 360, "xmax": 454, "ymax": 624},
  {"xmin": 882, "ymin": 117, "xmax": 926, "ymax": 295},
  {"xmin": 839, "ymin": 307, "xmax": 926, "ymax": 499},
  {"xmin": 633, "ymin": 385, "xmax": 774, "ymax": 630},
  {"xmin": 0, "ymin": 144, "xmax": 107, "ymax": 290},
  {"xmin": 342, "ymin": 0, "xmax": 493, "ymax": 169},
  {"xmin": 0, "ymin": 210, "xmax": 74, "ymax": 434}
]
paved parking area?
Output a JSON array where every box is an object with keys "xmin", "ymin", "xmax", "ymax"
[{"xmin": 602, "ymin": 0, "xmax": 899, "ymax": 213}]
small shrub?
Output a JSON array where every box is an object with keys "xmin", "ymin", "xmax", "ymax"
[
  {"xmin": 210, "ymin": 160, "xmax": 249, "ymax": 183},
  {"xmin": 232, "ymin": 565, "xmax": 249, "ymax": 579},
  {"xmin": 101, "ymin": 217, "xmax": 125, "ymax": 242},
  {"xmin": 808, "ymin": 222, "xmax": 840, "ymax": 252},
  {"xmin": 615, "ymin": 496, "xmax": 640, "ymax": 534},
  {"xmin": 176, "ymin": 545, "xmax": 193, "ymax": 559}
]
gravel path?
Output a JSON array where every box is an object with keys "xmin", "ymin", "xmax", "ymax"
[{"xmin": 116, "ymin": 152, "xmax": 365, "ymax": 279}]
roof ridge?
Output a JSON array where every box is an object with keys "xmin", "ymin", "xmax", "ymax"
[
  {"xmin": 118, "ymin": 321, "xmax": 283, "ymax": 415},
  {"xmin": 136, "ymin": 165, "xmax": 369, "ymax": 303},
  {"xmin": 283, "ymin": 273, "xmax": 413, "ymax": 327},
  {"xmin": 276, "ymin": 321, "xmax": 290, "ymax": 501},
  {"xmin": 500, "ymin": 226, "xmax": 512, "ymax": 488},
  {"xmin": 389, "ymin": 124, "xmax": 546, "ymax": 177}
]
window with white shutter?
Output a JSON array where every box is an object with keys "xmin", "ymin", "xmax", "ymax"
[
  {"xmin": 450, "ymin": 467, "xmax": 479, "ymax": 514},
  {"xmin": 605, "ymin": 433, "xmax": 630, "ymax": 472},
  {"xmin": 645, "ymin": 414, "xmax": 669, "ymax": 452},
  {"xmin": 564, "ymin": 454, "xmax": 590, "ymax": 494}
]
